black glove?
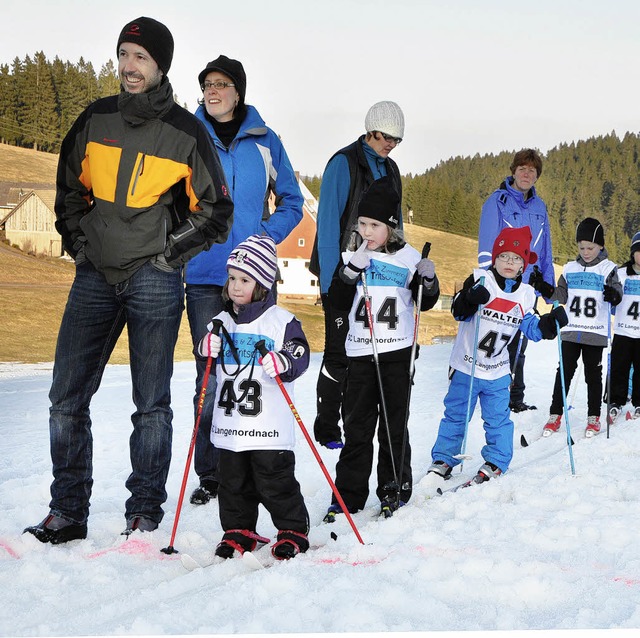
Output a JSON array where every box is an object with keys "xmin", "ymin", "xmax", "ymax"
[
  {"xmin": 603, "ymin": 285, "xmax": 621, "ymax": 306},
  {"xmin": 538, "ymin": 306, "xmax": 569, "ymax": 340},
  {"xmin": 465, "ymin": 282, "xmax": 490, "ymax": 306},
  {"xmin": 528, "ymin": 266, "xmax": 554, "ymax": 298}
]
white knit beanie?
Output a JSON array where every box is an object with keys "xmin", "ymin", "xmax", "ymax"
[
  {"xmin": 365, "ymin": 101, "xmax": 405, "ymax": 140},
  {"xmin": 226, "ymin": 234, "xmax": 277, "ymax": 290}
]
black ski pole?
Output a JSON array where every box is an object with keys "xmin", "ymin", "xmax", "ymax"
[
  {"xmin": 396, "ymin": 241, "xmax": 431, "ymax": 507},
  {"xmin": 360, "ymin": 272, "xmax": 399, "ymax": 496}
]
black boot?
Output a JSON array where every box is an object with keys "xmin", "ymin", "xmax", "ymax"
[
  {"xmin": 189, "ymin": 479, "xmax": 219, "ymax": 505},
  {"xmin": 24, "ymin": 515, "xmax": 87, "ymax": 545}
]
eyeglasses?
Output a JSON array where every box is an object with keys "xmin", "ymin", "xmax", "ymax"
[
  {"xmin": 201, "ymin": 80, "xmax": 235, "ymax": 91},
  {"xmin": 496, "ymin": 253, "xmax": 524, "ymax": 264},
  {"xmin": 376, "ymin": 132, "xmax": 402, "ymax": 145}
]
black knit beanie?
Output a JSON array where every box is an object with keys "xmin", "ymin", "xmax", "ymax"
[
  {"xmin": 117, "ymin": 17, "xmax": 174, "ymax": 75},
  {"xmin": 198, "ymin": 55, "xmax": 247, "ymax": 105},
  {"xmin": 357, "ymin": 176, "xmax": 400, "ymax": 228},
  {"xmin": 576, "ymin": 217, "xmax": 605, "ymax": 247}
]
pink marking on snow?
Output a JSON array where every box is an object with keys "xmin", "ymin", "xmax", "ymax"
[
  {"xmin": 313, "ymin": 556, "xmax": 381, "ymax": 566},
  {"xmin": 613, "ymin": 577, "xmax": 640, "ymax": 586},
  {"xmin": 85, "ymin": 537, "xmax": 175, "ymax": 560},
  {"xmin": 0, "ymin": 540, "xmax": 20, "ymax": 559}
]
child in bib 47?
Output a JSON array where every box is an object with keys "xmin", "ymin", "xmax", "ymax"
[
  {"xmin": 426, "ymin": 226, "xmax": 567, "ymax": 490},
  {"xmin": 196, "ymin": 234, "xmax": 310, "ymax": 560},
  {"xmin": 539, "ymin": 218, "xmax": 622, "ymax": 438},
  {"xmin": 323, "ymin": 176, "xmax": 441, "ymax": 520},
  {"xmin": 608, "ymin": 231, "xmax": 640, "ymax": 421}
]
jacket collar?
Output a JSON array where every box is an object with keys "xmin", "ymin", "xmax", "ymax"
[{"xmin": 118, "ymin": 77, "xmax": 175, "ymax": 126}]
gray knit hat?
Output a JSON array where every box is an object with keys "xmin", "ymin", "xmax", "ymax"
[
  {"xmin": 227, "ymin": 235, "xmax": 277, "ymax": 290},
  {"xmin": 365, "ymin": 101, "xmax": 405, "ymax": 140}
]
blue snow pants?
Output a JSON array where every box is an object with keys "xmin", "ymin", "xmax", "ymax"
[{"xmin": 431, "ymin": 370, "xmax": 513, "ymax": 473}]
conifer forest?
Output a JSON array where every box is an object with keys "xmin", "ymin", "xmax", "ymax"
[{"xmin": 2, "ymin": 52, "xmax": 640, "ymax": 266}]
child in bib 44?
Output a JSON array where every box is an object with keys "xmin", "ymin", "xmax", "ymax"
[
  {"xmin": 196, "ymin": 235, "xmax": 310, "ymax": 560},
  {"xmin": 323, "ymin": 176, "xmax": 440, "ymax": 520},
  {"xmin": 426, "ymin": 226, "xmax": 567, "ymax": 489},
  {"xmin": 608, "ymin": 231, "xmax": 640, "ymax": 421},
  {"xmin": 539, "ymin": 218, "xmax": 622, "ymax": 438}
]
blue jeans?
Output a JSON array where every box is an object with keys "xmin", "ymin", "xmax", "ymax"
[
  {"xmin": 48, "ymin": 260, "xmax": 184, "ymax": 525},
  {"xmin": 185, "ymin": 284, "xmax": 224, "ymax": 482}
]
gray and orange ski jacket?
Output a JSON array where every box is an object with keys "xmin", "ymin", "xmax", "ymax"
[{"xmin": 55, "ymin": 79, "xmax": 234, "ymax": 284}]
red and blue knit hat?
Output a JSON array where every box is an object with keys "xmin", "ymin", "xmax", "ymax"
[{"xmin": 226, "ymin": 235, "xmax": 277, "ymax": 290}]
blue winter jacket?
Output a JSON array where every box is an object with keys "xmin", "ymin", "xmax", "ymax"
[
  {"xmin": 477, "ymin": 177, "xmax": 554, "ymax": 291},
  {"xmin": 185, "ymin": 104, "xmax": 303, "ymax": 285}
]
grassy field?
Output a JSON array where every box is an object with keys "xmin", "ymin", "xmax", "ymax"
[{"xmin": 0, "ymin": 223, "xmax": 474, "ymax": 364}]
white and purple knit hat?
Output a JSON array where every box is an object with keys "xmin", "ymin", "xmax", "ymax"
[{"xmin": 226, "ymin": 234, "xmax": 277, "ymax": 290}]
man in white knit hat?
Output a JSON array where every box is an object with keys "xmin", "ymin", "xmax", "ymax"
[{"xmin": 309, "ymin": 100, "xmax": 405, "ymax": 449}]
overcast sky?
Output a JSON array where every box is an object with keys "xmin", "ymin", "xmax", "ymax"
[{"xmin": 2, "ymin": 0, "xmax": 639, "ymax": 177}]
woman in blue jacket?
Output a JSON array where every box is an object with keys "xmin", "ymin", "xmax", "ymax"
[
  {"xmin": 477, "ymin": 148, "xmax": 555, "ymax": 412},
  {"xmin": 185, "ymin": 55, "xmax": 303, "ymax": 505}
]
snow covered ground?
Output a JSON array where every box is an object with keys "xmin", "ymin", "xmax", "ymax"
[{"xmin": 1, "ymin": 338, "xmax": 639, "ymax": 638}]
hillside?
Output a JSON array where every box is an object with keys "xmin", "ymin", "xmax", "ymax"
[
  {"xmin": 0, "ymin": 143, "xmax": 57, "ymax": 203},
  {"xmin": 0, "ymin": 223, "xmax": 470, "ymax": 364}
]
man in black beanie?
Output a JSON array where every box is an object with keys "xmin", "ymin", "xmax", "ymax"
[{"xmin": 24, "ymin": 17, "xmax": 234, "ymax": 544}]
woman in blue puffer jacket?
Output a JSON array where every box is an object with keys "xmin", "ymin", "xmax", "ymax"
[{"xmin": 185, "ymin": 55, "xmax": 303, "ymax": 505}]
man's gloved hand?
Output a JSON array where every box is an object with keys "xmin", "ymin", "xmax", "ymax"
[
  {"xmin": 150, "ymin": 253, "xmax": 176, "ymax": 273},
  {"xmin": 198, "ymin": 332, "xmax": 222, "ymax": 358},
  {"xmin": 342, "ymin": 241, "xmax": 370, "ymax": 281},
  {"xmin": 261, "ymin": 351, "xmax": 291, "ymax": 378}
]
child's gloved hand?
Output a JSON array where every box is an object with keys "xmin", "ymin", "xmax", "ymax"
[
  {"xmin": 261, "ymin": 351, "xmax": 290, "ymax": 378},
  {"xmin": 416, "ymin": 258, "xmax": 436, "ymax": 283},
  {"xmin": 528, "ymin": 266, "xmax": 555, "ymax": 298},
  {"xmin": 198, "ymin": 332, "xmax": 222, "ymax": 358},
  {"xmin": 538, "ymin": 306, "xmax": 569, "ymax": 339},
  {"xmin": 343, "ymin": 241, "xmax": 370, "ymax": 281},
  {"xmin": 603, "ymin": 285, "xmax": 621, "ymax": 305},
  {"xmin": 465, "ymin": 281, "xmax": 490, "ymax": 306}
]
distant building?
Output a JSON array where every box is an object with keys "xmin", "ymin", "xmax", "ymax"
[
  {"xmin": 272, "ymin": 176, "xmax": 319, "ymax": 300},
  {"xmin": 0, "ymin": 189, "xmax": 61, "ymax": 256}
]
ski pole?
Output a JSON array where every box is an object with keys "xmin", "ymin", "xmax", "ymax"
[
  {"xmin": 255, "ymin": 341, "xmax": 364, "ymax": 545},
  {"xmin": 606, "ymin": 300, "xmax": 613, "ymax": 438},
  {"xmin": 554, "ymin": 301, "xmax": 576, "ymax": 475},
  {"xmin": 161, "ymin": 319, "xmax": 222, "ymax": 555},
  {"xmin": 396, "ymin": 241, "xmax": 431, "ymax": 507},
  {"xmin": 360, "ymin": 271, "xmax": 399, "ymax": 495},
  {"xmin": 457, "ymin": 276, "xmax": 485, "ymax": 468}
]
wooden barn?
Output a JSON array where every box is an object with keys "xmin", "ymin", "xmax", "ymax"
[{"xmin": 0, "ymin": 189, "xmax": 61, "ymax": 256}]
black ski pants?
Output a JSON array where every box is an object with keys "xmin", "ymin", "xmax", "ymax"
[
  {"xmin": 333, "ymin": 356, "xmax": 412, "ymax": 512},
  {"xmin": 550, "ymin": 340, "xmax": 604, "ymax": 417},
  {"xmin": 313, "ymin": 293, "xmax": 350, "ymax": 445},
  {"xmin": 609, "ymin": 334, "xmax": 640, "ymax": 408},
  {"xmin": 217, "ymin": 448, "xmax": 309, "ymax": 535}
]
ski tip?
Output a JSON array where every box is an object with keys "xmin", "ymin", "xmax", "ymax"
[
  {"xmin": 436, "ymin": 488, "xmax": 443, "ymax": 496},
  {"xmin": 520, "ymin": 434, "xmax": 529, "ymax": 447},
  {"xmin": 330, "ymin": 532, "xmax": 338, "ymax": 541},
  {"xmin": 626, "ymin": 411, "xmax": 633, "ymax": 420}
]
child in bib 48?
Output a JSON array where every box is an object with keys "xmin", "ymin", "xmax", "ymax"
[
  {"xmin": 426, "ymin": 226, "xmax": 567, "ymax": 489},
  {"xmin": 323, "ymin": 176, "xmax": 440, "ymax": 520},
  {"xmin": 196, "ymin": 234, "xmax": 310, "ymax": 560},
  {"xmin": 608, "ymin": 231, "xmax": 640, "ymax": 421},
  {"xmin": 540, "ymin": 218, "xmax": 622, "ymax": 438}
]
